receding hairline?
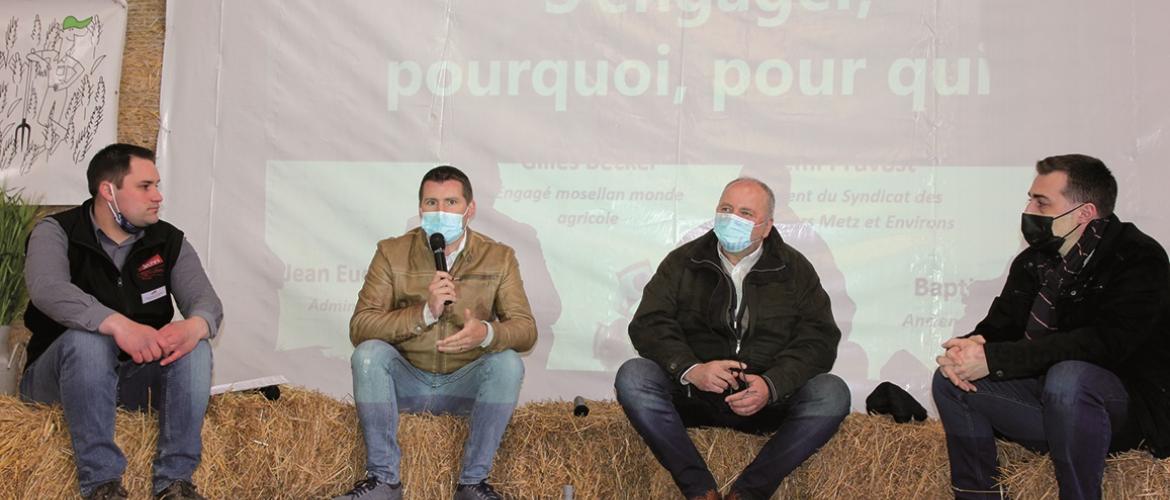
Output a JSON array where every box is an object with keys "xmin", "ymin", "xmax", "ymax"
[{"xmin": 721, "ymin": 177, "xmax": 775, "ymax": 216}]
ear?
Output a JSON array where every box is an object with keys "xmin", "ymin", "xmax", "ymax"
[
  {"xmin": 465, "ymin": 200, "xmax": 477, "ymax": 223},
  {"xmin": 98, "ymin": 182, "xmax": 116, "ymax": 203},
  {"xmin": 1078, "ymin": 203, "xmax": 1099, "ymax": 223}
]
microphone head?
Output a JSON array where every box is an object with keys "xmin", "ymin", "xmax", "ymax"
[
  {"xmin": 572, "ymin": 396, "xmax": 589, "ymax": 417},
  {"xmin": 429, "ymin": 232, "xmax": 446, "ymax": 252}
]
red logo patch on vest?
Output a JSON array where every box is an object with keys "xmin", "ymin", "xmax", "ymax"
[{"xmin": 137, "ymin": 254, "xmax": 165, "ymax": 281}]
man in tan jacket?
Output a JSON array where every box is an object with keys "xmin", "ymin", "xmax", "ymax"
[{"xmin": 334, "ymin": 166, "xmax": 537, "ymax": 500}]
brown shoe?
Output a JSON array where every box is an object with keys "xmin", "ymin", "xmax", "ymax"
[
  {"xmin": 688, "ymin": 490, "xmax": 721, "ymax": 500},
  {"xmin": 725, "ymin": 490, "xmax": 761, "ymax": 500}
]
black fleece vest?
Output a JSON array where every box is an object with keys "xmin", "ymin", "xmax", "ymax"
[{"xmin": 23, "ymin": 200, "xmax": 184, "ymax": 368}]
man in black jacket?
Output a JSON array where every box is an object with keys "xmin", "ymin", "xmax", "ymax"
[
  {"xmin": 615, "ymin": 178, "xmax": 850, "ymax": 500},
  {"xmin": 21, "ymin": 144, "xmax": 223, "ymax": 500},
  {"xmin": 934, "ymin": 154, "xmax": 1170, "ymax": 500}
]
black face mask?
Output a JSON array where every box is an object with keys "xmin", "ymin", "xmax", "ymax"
[{"xmin": 1020, "ymin": 203, "xmax": 1084, "ymax": 253}]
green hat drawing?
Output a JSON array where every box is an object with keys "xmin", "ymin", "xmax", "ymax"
[{"xmin": 62, "ymin": 16, "xmax": 93, "ymax": 31}]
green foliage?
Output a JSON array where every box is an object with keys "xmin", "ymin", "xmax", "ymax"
[{"xmin": 0, "ymin": 185, "xmax": 38, "ymax": 325}]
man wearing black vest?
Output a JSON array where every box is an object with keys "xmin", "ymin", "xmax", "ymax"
[
  {"xmin": 934, "ymin": 154, "xmax": 1170, "ymax": 499},
  {"xmin": 21, "ymin": 144, "xmax": 223, "ymax": 500}
]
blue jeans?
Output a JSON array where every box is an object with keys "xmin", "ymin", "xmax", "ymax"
[
  {"xmin": 351, "ymin": 340, "xmax": 524, "ymax": 485},
  {"xmin": 615, "ymin": 358, "xmax": 850, "ymax": 499},
  {"xmin": 932, "ymin": 360, "xmax": 1135, "ymax": 500},
  {"xmin": 20, "ymin": 329, "xmax": 213, "ymax": 497}
]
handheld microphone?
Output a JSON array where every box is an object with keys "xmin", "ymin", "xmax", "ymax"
[
  {"xmin": 429, "ymin": 233, "xmax": 447, "ymax": 273},
  {"xmin": 572, "ymin": 396, "xmax": 589, "ymax": 417},
  {"xmin": 726, "ymin": 359, "xmax": 748, "ymax": 396},
  {"xmin": 429, "ymin": 233, "xmax": 454, "ymax": 306}
]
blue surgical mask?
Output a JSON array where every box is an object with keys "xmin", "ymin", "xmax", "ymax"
[
  {"xmin": 713, "ymin": 213, "xmax": 761, "ymax": 253},
  {"xmin": 106, "ymin": 185, "xmax": 143, "ymax": 234},
  {"xmin": 421, "ymin": 209, "xmax": 467, "ymax": 244}
]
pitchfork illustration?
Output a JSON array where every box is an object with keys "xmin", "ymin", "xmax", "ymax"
[{"xmin": 14, "ymin": 70, "xmax": 32, "ymax": 150}]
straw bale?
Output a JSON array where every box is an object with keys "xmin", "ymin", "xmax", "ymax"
[
  {"xmin": 777, "ymin": 414, "xmax": 951, "ymax": 498},
  {"xmin": 1000, "ymin": 447, "xmax": 1170, "ymax": 499},
  {"xmin": 195, "ymin": 388, "xmax": 364, "ymax": 497},
  {"xmin": 2, "ymin": 388, "xmax": 1169, "ymax": 499},
  {"xmin": 118, "ymin": 0, "xmax": 166, "ymax": 150}
]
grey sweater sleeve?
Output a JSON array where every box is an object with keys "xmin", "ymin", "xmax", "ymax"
[
  {"xmin": 170, "ymin": 239, "xmax": 224, "ymax": 338},
  {"xmin": 24, "ymin": 219, "xmax": 117, "ymax": 332}
]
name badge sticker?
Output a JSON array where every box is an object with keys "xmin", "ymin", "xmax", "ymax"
[{"xmin": 141, "ymin": 286, "xmax": 167, "ymax": 304}]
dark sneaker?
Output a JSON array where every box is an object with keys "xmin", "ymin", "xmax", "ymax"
[
  {"xmin": 454, "ymin": 481, "xmax": 504, "ymax": 500},
  {"xmin": 333, "ymin": 477, "xmax": 403, "ymax": 500},
  {"xmin": 85, "ymin": 481, "xmax": 128, "ymax": 500},
  {"xmin": 155, "ymin": 480, "xmax": 206, "ymax": 500}
]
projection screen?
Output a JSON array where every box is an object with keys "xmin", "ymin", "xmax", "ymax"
[{"xmin": 157, "ymin": 1, "xmax": 1170, "ymax": 412}]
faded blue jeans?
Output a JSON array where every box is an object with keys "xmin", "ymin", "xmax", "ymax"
[
  {"xmin": 351, "ymin": 340, "xmax": 524, "ymax": 485},
  {"xmin": 20, "ymin": 329, "xmax": 213, "ymax": 497},
  {"xmin": 615, "ymin": 357, "xmax": 851, "ymax": 499},
  {"xmin": 933, "ymin": 360, "xmax": 1134, "ymax": 500}
]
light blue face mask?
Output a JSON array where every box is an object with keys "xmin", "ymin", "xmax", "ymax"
[
  {"xmin": 106, "ymin": 184, "xmax": 144, "ymax": 234},
  {"xmin": 421, "ymin": 209, "xmax": 467, "ymax": 244},
  {"xmin": 713, "ymin": 212, "xmax": 761, "ymax": 253}
]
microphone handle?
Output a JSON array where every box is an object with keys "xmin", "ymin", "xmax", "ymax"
[{"xmin": 433, "ymin": 250, "xmax": 453, "ymax": 305}]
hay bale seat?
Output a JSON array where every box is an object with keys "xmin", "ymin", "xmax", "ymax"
[{"xmin": 1, "ymin": 388, "xmax": 1166, "ymax": 499}]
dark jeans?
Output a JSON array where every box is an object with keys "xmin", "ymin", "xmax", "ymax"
[
  {"xmin": 615, "ymin": 358, "xmax": 850, "ymax": 499},
  {"xmin": 932, "ymin": 360, "xmax": 1136, "ymax": 500}
]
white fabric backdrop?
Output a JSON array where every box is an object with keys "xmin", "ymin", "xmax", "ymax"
[{"xmin": 157, "ymin": 1, "xmax": 1170, "ymax": 412}]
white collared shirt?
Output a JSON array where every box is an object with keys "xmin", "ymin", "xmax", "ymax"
[{"xmin": 717, "ymin": 243, "xmax": 764, "ymax": 328}]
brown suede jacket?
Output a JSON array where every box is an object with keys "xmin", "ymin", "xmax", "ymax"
[{"xmin": 349, "ymin": 228, "xmax": 537, "ymax": 374}]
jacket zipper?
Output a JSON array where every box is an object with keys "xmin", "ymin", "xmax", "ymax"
[
  {"xmin": 82, "ymin": 239, "xmax": 139, "ymax": 311},
  {"xmin": 692, "ymin": 257, "xmax": 790, "ymax": 358},
  {"xmin": 740, "ymin": 263, "xmax": 787, "ymax": 352},
  {"xmin": 693, "ymin": 258, "xmax": 743, "ymax": 355}
]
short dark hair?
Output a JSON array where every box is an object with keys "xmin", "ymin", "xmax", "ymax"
[
  {"xmin": 86, "ymin": 143, "xmax": 156, "ymax": 196},
  {"xmin": 1035, "ymin": 154, "xmax": 1117, "ymax": 217},
  {"xmin": 418, "ymin": 165, "xmax": 473, "ymax": 203}
]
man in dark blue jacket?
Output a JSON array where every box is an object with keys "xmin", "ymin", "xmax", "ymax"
[
  {"xmin": 934, "ymin": 154, "xmax": 1170, "ymax": 499},
  {"xmin": 616, "ymin": 177, "xmax": 850, "ymax": 500}
]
